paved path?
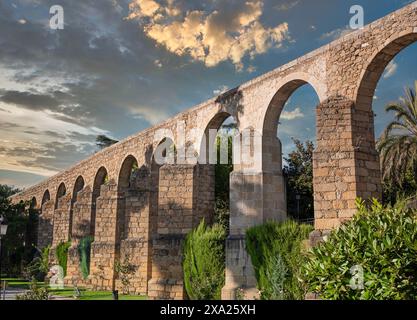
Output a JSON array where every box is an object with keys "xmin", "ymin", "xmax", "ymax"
[{"xmin": 1, "ymin": 288, "xmax": 28, "ymax": 300}]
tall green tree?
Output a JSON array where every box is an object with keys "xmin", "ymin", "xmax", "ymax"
[
  {"xmin": 377, "ymin": 82, "xmax": 417, "ymax": 203},
  {"xmin": 283, "ymin": 139, "xmax": 314, "ymax": 220},
  {"xmin": 0, "ymin": 185, "xmax": 38, "ymax": 276}
]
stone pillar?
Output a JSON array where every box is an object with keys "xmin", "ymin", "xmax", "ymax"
[
  {"xmin": 116, "ymin": 187, "xmax": 151, "ymax": 295},
  {"xmin": 50, "ymin": 194, "xmax": 72, "ymax": 265},
  {"xmin": 221, "ymin": 170, "xmax": 286, "ymax": 300},
  {"xmin": 38, "ymin": 200, "xmax": 54, "ymax": 250},
  {"xmin": 313, "ymin": 96, "xmax": 382, "ymax": 232},
  {"xmin": 88, "ymin": 183, "xmax": 119, "ymax": 291},
  {"xmin": 65, "ymin": 187, "xmax": 93, "ymax": 286},
  {"xmin": 147, "ymin": 164, "xmax": 215, "ymax": 300}
]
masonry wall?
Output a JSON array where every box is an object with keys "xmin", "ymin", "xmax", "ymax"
[{"xmin": 8, "ymin": 1, "xmax": 417, "ymax": 300}]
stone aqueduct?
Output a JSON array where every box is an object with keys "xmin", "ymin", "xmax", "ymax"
[{"xmin": 10, "ymin": 2, "xmax": 417, "ymax": 299}]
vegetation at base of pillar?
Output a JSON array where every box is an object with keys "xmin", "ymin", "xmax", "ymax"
[
  {"xmin": 302, "ymin": 198, "xmax": 417, "ymax": 300},
  {"xmin": 0, "ymin": 184, "xmax": 39, "ymax": 277},
  {"xmin": 56, "ymin": 241, "xmax": 71, "ymax": 277},
  {"xmin": 377, "ymin": 82, "xmax": 417, "ymax": 204},
  {"xmin": 78, "ymin": 236, "xmax": 93, "ymax": 279},
  {"xmin": 183, "ymin": 220, "xmax": 226, "ymax": 300},
  {"xmin": 115, "ymin": 254, "xmax": 137, "ymax": 295},
  {"xmin": 245, "ymin": 220, "xmax": 313, "ymax": 300},
  {"xmin": 283, "ymin": 139, "xmax": 314, "ymax": 221},
  {"xmin": 16, "ymin": 278, "xmax": 49, "ymax": 300},
  {"xmin": 24, "ymin": 246, "xmax": 51, "ymax": 281}
]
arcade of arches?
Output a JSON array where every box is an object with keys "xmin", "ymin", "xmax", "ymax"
[{"xmin": 10, "ymin": 2, "xmax": 417, "ymax": 300}]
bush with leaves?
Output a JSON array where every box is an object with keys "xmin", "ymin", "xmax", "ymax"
[
  {"xmin": 16, "ymin": 279, "xmax": 49, "ymax": 300},
  {"xmin": 183, "ymin": 220, "xmax": 226, "ymax": 300},
  {"xmin": 56, "ymin": 241, "xmax": 71, "ymax": 276},
  {"xmin": 78, "ymin": 236, "xmax": 93, "ymax": 279},
  {"xmin": 303, "ymin": 199, "xmax": 417, "ymax": 300},
  {"xmin": 24, "ymin": 246, "xmax": 50, "ymax": 281},
  {"xmin": 245, "ymin": 220, "xmax": 313, "ymax": 300}
]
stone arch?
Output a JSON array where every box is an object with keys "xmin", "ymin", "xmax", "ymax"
[
  {"xmin": 152, "ymin": 137, "xmax": 176, "ymax": 166},
  {"xmin": 355, "ymin": 30, "xmax": 417, "ymax": 111},
  {"xmin": 118, "ymin": 155, "xmax": 139, "ymax": 190},
  {"xmin": 262, "ymin": 75, "xmax": 322, "ymax": 172},
  {"xmin": 42, "ymin": 189, "xmax": 51, "ymax": 206},
  {"xmin": 198, "ymin": 111, "xmax": 237, "ymax": 165},
  {"xmin": 55, "ymin": 182, "xmax": 67, "ymax": 209},
  {"xmin": 72, "ymin": 176, "xmax": 85, "ymax": 199}
]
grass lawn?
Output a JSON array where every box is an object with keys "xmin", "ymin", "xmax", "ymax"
[{"xmin": 2, "ymin": 278, "xmax": 147, "ymax": 300}]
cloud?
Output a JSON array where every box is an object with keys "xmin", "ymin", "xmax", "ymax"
[
  {"xmin": 128, "ymin": 105, "xmax": 172, "ymax": 125},
  {"xmin": 281, "ymin": 107, "xmax": 304, "ymax": 120},
  {"xmin": 383, "ymin": 60, "xmax": 398, "ymax": 79},
  {"xmin": 0, "ymin": 90, "xmax": 60, "ymax": 110},
  {"xmin": 320, "ymin": 26, "xmax": 353, "ymax": 41},
  {"xmin": 274, "ymin": 1, "xmax": 300, "ymax": 11},
  {"xmin": 127, "ymin": 0, "xmax": 290, "ymax": 70}
]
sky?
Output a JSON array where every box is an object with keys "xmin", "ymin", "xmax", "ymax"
[{"xmin": 0, "ymin": 0, "xmax": 416, "ymax": 188}]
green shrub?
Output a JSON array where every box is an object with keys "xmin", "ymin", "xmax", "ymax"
[
  {"xmin": 303, "ymin": 198, "xmax": 417, "ymax": 300},
  {"xmin": 56, "ymin": 241, "xmax": 71, "ymax": 276},
  {"xmin": 246, "ymin": 220, "xmax": 313, "ymax": 300},
  {"xmin": 24, "ymin": 246, "xmax": 50, "ymax": 281},
  {"xmin": 16, "ymin": 278, "xmax": 49, "ymax": 300},
  {"xmin": 183, "ymin": 220, "xmax": 226, "ymax": 300},
  {"xmin": 78, "ymin": 236, "xmax": 93, "ymax": 279}
]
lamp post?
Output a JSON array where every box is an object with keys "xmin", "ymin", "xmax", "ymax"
[
  {"xmin": 295, "ymin": 194, "xmax": 301, "ymax": 221},
  {"xmin": 0, "ymin": 215, "xmax": 9, "ymax": 300}
]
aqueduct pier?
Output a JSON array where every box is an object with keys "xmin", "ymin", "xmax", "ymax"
[{"xmin": 10, "ymin": 2, "xmax": 417, "ymax": 299}]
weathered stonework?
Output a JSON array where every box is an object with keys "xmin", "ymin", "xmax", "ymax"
[{"xmin": 10, "ymin": 2, "xmax": 417, "ymax": 299}]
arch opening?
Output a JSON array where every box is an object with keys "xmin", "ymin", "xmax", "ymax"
[
  {"xmin": 69, "ymin": 175, "xmax": 85, "ymax": 239},
  {"xmin": 91, "ymin": 166, "xmax": 109, "ymax": 237},
  {"xmin": 55, "ymin": 182, "xmax": 67, "ymax": 209},
  {"xmin": 356, "ymin": 32, "xmax": 417, "ymax": 204},
  {"xmin": 118, "ymin": 155, "xmax": 139, "ymax": 191},
  {"xmin": 263, "ymin": 80, "xmax": 320, "ymax": 222},
  {"xmin": 200, "ymin": 112, "xmax": 238, "ymax": 232},
  {"xmin": 42, "ymin": 190, "xmax": 50, "ymax": 206},
  {"xmin": 30, "ymin": 197, "xmax": 37, "ymax": 209}
]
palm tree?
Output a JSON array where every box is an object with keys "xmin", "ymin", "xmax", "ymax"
[{"xmin": 377, "ymin": 81, "xmax": 417, "ymax": 185}]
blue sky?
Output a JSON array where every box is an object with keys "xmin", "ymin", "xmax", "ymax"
[{"xmin": 0, "ymin": 0, "xmax": 416, "ymax": 188}]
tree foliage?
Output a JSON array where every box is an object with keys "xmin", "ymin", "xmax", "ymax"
[
  {"xmin": 377, "ymin": 82, "xmax": 417, "ymax": 204},
  {"xmin": 0, "ymin": 184, "xmax": 38, "ymax": 276},
  {"xmin": 183, "ymin": 220, "xmax": 226, "ymax": 300},
  {"xmin": 303, "ymin": 198, "xmax": 417, "ymax": 300},
  {"xmin": 96, "ymin": 135, "xmax": 119, "ymax": 150},
  {"xmin": 78, "ymin": 236, "xmax": 93, "ymax": 279},
  {"xmin": 56, "ymin": 241, "xmax": 71, "ymax": 277},
  {"xmin": 245, "ymin": 220, "xmax": 313, "ymax": 300},
  {"xmin": 283, "ymin": 139, "xmax": 314, "ymax": 220}
]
